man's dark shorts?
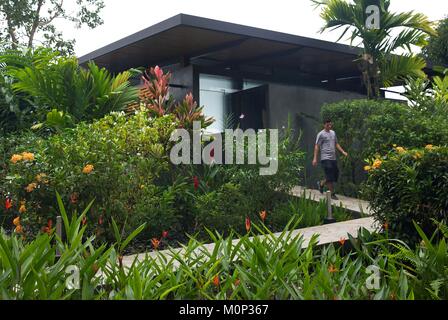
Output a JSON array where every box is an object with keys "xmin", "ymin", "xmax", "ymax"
[{"xmin": 321, "ymin": 160, "xmax": 339, "ymax": 183}]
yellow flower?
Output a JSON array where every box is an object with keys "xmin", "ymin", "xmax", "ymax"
[
  {"xmin": 25, "ymin": 182, "xmax": 37, "ymax": 193},
  {"xmin": 395, "ymin": 147, "xmax": 406, "ymax": 154},
  {"xmin": 82, "ymin": 164, "xmax": 94, "ymax": 174},
  {"xmin": 425, "ymin": 144, "xmax": 434, "ymax": 150},
  {"xmin": 10, "ymin": 154, "xmax": 23, "ymax": 164},
  {"xmin": 21, "ymin": 152, "xmax": 35, "ymax": 161},
  {"xmin": 19, "ymin": 204, "xmax": 26, "ymax": 214},
  {"xmin": 392, "ymin": 144, "xmax": 397, "ymax": 147},
  {"xmin": 35, "ymin": 173, "xmax": 47, "ymax": 182},
  {"xmin": 364, "ymin": 165, "xmax": 372, "ymax": 172},
  {"xmin": 372, "ymin": 159, "xmax": 382, "ymax": 169},
  {"xmin": 413, "ymin": 152, "xmax": 423, "ymax": 160}
]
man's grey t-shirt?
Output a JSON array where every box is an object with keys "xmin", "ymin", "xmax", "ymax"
[{"xmin": 315, "ymin": 130, "xmax": 337, "ymax": 161}]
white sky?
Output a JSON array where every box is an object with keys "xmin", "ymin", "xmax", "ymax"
[{"xmin": 59, "ymin": 0, "xmax": 448, "ymax": 58}]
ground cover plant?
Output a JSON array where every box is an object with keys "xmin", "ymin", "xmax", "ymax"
[{"xmin": 1, "ymin": 194, "xmax": 447, "ymax": 300}]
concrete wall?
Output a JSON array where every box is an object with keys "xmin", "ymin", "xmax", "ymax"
[
  {"xmin": 165, "ymin": 64, "xmax": 195, "ymax": 102},
  {"xmin": 267, "ymin": 83, "xmax": 364, "ymax": 187}
]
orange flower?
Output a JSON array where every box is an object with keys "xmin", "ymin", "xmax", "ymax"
[
  {"xmin": 339, "ymin": 237, "xmax": 346, "ymax": 246},
  {"xmin": 21, "ymin": 152, "xmax": 35, "ymax": 161},
  {"xmin": 13, "ymin": 216, "xmax": 20, "ymax": 226},
  {"xmin": 10, "ymin": 154, "xmax": 23, "ymax": 164},
  {"xmin": 212, "ymin": 275, "xmax": 220, "ymax": 287},
  {"xmin": 259, "ymin": 210, "xmax": 267, "ymax": 222},
  {"xmin": 328, "ymin": 264, "xmax": 338, "ymax": 273},
  {"xmin": 5, "ymin": 198, "xmax": 12, "ymax": 210},
  {"xmin": 372, "ymin": 159, "xmax": 382, "ymax": 169},
  {"xmin": 234, "ymin": 278, "xmax": 241, "ymax": 286},
  {"xmin": 15, "ymin": 225, "xmax": 23, "ymax": 234},
  {"xmin": 151, "ymin": 238, "xmax": 160, "ymax": 250},
  {"xmin": 82, "ymin": 164, "xmax": 94, "ymax": 174},
  {"xmin": 25, "ymin": 182, "xmax": 37, "ymax": 193},
  {"xmin": 43, "ymin": 219, "xmax": 53, "ymax": 235},
  {"xmin": 245, "ymin": 217, "xmax": 251, "ymax": 232},
  {"xmin": 82, "ymin": 216, "xmax": 87, "ymax": 226},
  {"xmin": 425, "ymin": 144, "xmax": 434, "ymax": 150},
  {"xmin": 19, "ymin": 204, "xmax": 26, "ymax": 214},
  {"xmin": 383, "ymin": 221, "xmax": 389, "ymax": 231}
]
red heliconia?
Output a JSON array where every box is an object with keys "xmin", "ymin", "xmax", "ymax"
[
  {"xmin": 193, "ymin": 176, "xmax": 199, "ymax": 190},
  {"xmin": 5, "ymin": 198, "xmax": 12, "ymax": 210},
  {"xmin": 245, "ymin": 217, "xmax": 251, "ymax": 232},
  {"xmin": 162, "ymin": 230, "xmax": 168, "ymax": 238}
]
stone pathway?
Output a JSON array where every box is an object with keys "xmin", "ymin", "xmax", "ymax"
[
  {"xmin": 290, "ymin": 186, "xmax": 372, "ymax": 215},
  {"xmin": 123, "ymin": 217, "xmax": 377, "ymax": 268},
  {"xmin": 122, "ymin": 186, "xmax": 375, "ymax": 268}
]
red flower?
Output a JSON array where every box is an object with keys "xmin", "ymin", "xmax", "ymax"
[
  {"xmin": 193, "ymin": 176, "xmax": 199, "ymax": 190},
  {"xmin": 234, "ymin": 279, "xmax": 241, "ymax": 286},
  {"xmin": 151, "ymin": 238, "xmax": 160, "ymax": 250},
  {"xmin": 245, "ymin": 217, "xmax": 251, "ymax": 232},
  {"xmin": 210, "ymin": 147, "xmax": 215, "ymax": 158},
  {"xmin": 339, "ymin": 237, "xmax": 346, "ymax": 246},
  {"xmin": 43, "ymin": 219, "xmax": 53, "ymax": 235},
  {"xmin": 5, "ymin": 198, "xmax": 12, "ymax": 210},
  {"xmin": 82, "ymin": 216, "xmax": 87, "ymax": 226},
  {"xmin": 162, "ymin": 230, "xmax": 168, "ymax": 238},
  {"xmin": 98, "ymin": 215, "xmax": 104, "ymax": 225},
  {"xmin": 212, "ymin": 275, "xmax": 220, "ymax": 287}
]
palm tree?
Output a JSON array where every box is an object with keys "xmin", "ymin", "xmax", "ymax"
[{"xmin": 312, "ymin": 0, "xmax": 436, "ymax": 99}]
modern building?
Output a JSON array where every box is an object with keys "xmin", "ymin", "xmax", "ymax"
[{"xmin": 78, "ymin": 14, "xmax": 379, "ymax": 182}]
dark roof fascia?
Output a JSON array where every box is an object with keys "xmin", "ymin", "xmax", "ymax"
[
  {"xmin": 78, "ymin": 14, "xmax": 183, "ymax": 64},
  {"xmin": 78, "ymin": 13, "xmax": 362, "ymax": 64}
]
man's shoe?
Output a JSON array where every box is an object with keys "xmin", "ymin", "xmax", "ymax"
[
  {"xmin": 331, "ymin": 194, "xmax": 339, "ymax": 200},
  {"xmin": 317, "ymin": 181, "xmax": 324, "ymax": 194}
]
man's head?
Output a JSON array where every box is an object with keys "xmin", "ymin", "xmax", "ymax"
[{"xmin": 323, "ymin": 119, "xmax": 333, "ymax": 131}]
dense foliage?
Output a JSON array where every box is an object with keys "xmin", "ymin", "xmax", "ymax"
[
  {"xmin": 363, "ymin": 145, "xmax": 448, "ymax": 244},
  {"xmin": 1, "ymin": 197, "xmax": 447, "ymax": 300},
  {"xmin": 423, "ymin": 16, "xmax": 448, "ymax": 67},
  {"xmin": 0, "ymin": 48, "xmax": 139, "ymax": 135},
  {"xmin": 321, "ymin": 99, "xmax": 448, "ymax": 196}
]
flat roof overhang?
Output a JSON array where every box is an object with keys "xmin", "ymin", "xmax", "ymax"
[{"xmin": 78, "ymin": 14, "xmax": 366, "ymax": 83}]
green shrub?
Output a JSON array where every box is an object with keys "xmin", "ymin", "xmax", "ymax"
[
  {"xmin": 321, "ymin": 99, "xmax": 448, "ymax": 197},
  {"xmin": 2, "ymin": 194, "xmax": 448, "ymax": 300},
  {"xmin": 1, "ymin": 110, "xmax": 179, "ymax": 240},
  {"xmin": 363, "ymin": 145, "xmax": 448, "ymax": 244}
]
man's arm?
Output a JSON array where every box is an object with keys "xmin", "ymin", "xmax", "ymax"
[
  {"xmin": 336, "ymin": 143, "xmax": 348, "ymax": 157},
  {"xmin": 312, "ymin": 144, "xmax": 319, "ymax": 167}
]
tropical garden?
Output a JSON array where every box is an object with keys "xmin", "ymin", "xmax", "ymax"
[{"xmin": 0, "ymin": 0, "xmax": 447, "ymax": 300}]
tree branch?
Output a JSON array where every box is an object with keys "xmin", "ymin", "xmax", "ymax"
[{"xmin": 27, "ymin": 0, "xmax": 44, "ymax": 47}]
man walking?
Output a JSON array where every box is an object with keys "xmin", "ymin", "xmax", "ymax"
[{"xmin": 312, "ymin": 119, "xmax": 348, "ymax": 200}]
